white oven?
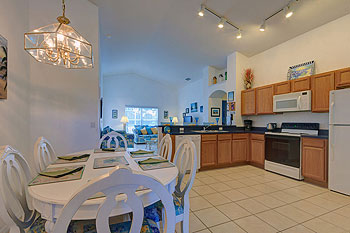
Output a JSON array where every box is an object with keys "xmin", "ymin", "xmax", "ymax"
[{"xmin": 273, "ymin": 90, "xmax": 311, "ymax": 113}]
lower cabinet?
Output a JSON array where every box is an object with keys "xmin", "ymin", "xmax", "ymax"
[
  {"xmin": 302, "ymin": 137, "xmax": 328, "ymax": 185},
  {"xmin": 217, "ymin": 134, "xmax": 232, "ymax": 165},
  {"xmin": 250, "ymin": 134, "xmax": 265, "ymax": 167},
  {"xmin": 232, "ymin": 134, "xmax": 249, "ymax": 163},
  {"xmin": 201, "ymin": 135, "xmax": 217, "ymax": 168}
]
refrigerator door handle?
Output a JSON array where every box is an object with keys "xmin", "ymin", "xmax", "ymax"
[
  {"xmin": 330, "ymin": 124, "xmax": 335, "ymax": 161},
  {"xmin": 329, "ymin": 93, "xmax": 335, "ymax": 124}
]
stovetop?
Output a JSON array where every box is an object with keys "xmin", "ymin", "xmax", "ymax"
[{"xmin": 266, "ymin": 122, "xmax": 320, "ymax": 137}]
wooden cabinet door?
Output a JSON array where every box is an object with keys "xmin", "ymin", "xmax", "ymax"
[
  {"xmin": 250, "ymin": 138, "xmax": 265, "ymax": 166},
  {"xmin": 232, "ymin": 137, "xmax": 248, "ymax": 162},
  {"xmin": 302, "ymin": 138, "xmax": 327, "ymax": 183},
  {"xmin": 335, "ymin": 67, "xmax": 350, "ymax": 89},
  {"xmin": 311, "ymin": 72, "xmax": 335, "ymax": 112},
  {"xmin": 201, "ymin": 140, "xmax": 217, "ymax": 168},
  {"xmin": 218, "ymin": 139, "xmax": 232, "ymax": 165},
  {"xmin": 256, "ymin": 85, "xmax": 274, "ymax": 115},
  {"xmin": 291, "ymin": 76, "xmax": 310, "ymax": 92},
  {"xmin": 241, "ymin": 89, "xmax": 256, "ymax": 115},
  {"xmin": 274, "ymin": 81, "xmax": 291, "ymax": 95}
]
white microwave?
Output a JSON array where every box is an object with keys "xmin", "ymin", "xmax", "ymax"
[{"xmin": 273, "ymin": 90, "xmax": 311, "ymax": 113}]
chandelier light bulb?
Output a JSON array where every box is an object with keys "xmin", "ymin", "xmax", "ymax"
[
  {"xmin": 218, "ymin": 18, "xmax": 226, "ymax": 29},
  {"xmin": 259, "ymin": 20, "xmax": 266, "ymax": 32}
]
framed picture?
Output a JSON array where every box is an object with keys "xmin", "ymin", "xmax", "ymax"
[
  {"xmin": 200, "ymin": 106, "xmax": 203, "ymax": 112},
  {"xmin": 211, "ymin": 108, "xmax": 220, "ymax": 117},
  {"xmin": 228, "ymin": 91, "xmax": 234, "ymax": 101},
  {"xmin": 164, "ymin": 111, "xmax": 169, "ymax": 119},
  {"xmin": 287, "ymin": 61, "xmax": 315, "ymax": 80},
  {"xmin": 228, "ymin": 102, "xmax": 235, "ymax": 111},
  {"xmin": 185, "ymin": 108, "xmax": 189, "ymax": 113},
  {"xmin": 112, "ymin": 109, "xmax": 118, "ymax": 119},
  {"xmin": 191, "ymin": 102, "xmax": 198, "ymax": 112},
  {"xmin": 0, "ymin": 35, "xmax": 8, "ymax": 99}
]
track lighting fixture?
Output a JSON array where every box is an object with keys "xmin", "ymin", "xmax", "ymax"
[
  {"xmin": 198, "ymin": 4, "xmax": 205, "ymax": 17},
  {"xmin": 218, "ymin": 18, "xmax": 226, "ymax": 29},
  {"xmin": 259, "ymin": 20, "xmax": 266, "ymax": 32},
  {"xmin": 285, "ymin": 5, "xmax": 293, "ymax": 18},
  {"xmin": 236, "ymin": 30, "xmax": 242, "ymax": 39}
]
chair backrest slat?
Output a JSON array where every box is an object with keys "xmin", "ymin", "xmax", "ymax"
[
  {"xmin": 98, "ymin": 132, "xmax": 127, "ymax": 150},
  {"xmin": 52, "ymin": 166, "xmax": 175, "ymax": 233},
  {"xmin": 0, "ymin": 146, "xmax": 37, "ymax": 231},
  {"xmin": 34, "ymin": 136, "xmax": 56, "ymax": 172},
  {"xmin": 158, "ymin": 134, "xmax": 172, "ymax": 160}
]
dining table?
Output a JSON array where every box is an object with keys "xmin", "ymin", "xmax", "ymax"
[{"xmin": 27, "ymin": 149, "xmax": 179, "ymax": 232}]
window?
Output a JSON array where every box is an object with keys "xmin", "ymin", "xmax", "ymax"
[{"xmin": 125, "ymin": 107, "xmax": 159, "ymax": 133}]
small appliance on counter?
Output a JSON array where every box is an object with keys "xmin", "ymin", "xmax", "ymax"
[
  {"xmin": 244, "ymin": 120, "xmax": 253, "ymax": 131},
  {"xmin": 266, "ymin": 123, "xmax": 277, "ymax": 131}
]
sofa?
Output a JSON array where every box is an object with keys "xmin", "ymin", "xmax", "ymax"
[
  {"xmin": 133, "ymin": 125, "xmax": 158, "ymax": 144},
  {"xmin": 100, "ymin": 126, "xmax": 134, "ymax": 148}
]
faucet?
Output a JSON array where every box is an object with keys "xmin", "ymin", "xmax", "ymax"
[{"xmin": 203, "ymin": 125, "xmax": 210, "ymax": 131}]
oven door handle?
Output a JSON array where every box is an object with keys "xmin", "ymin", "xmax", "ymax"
[{"xmin": 297, "ymin": 96, "xmax": 301, "ymax": 110}]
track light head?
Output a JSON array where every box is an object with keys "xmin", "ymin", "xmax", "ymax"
[
  {"xmin": 285, "ymin": 5, "xmax": 293, "ymax": 18},
  {"xmin": 218, "ymin": 18, "xmax": 226, "ymax": 29},
  {"xmin": 259, "ymin": 20, "xmax": 266, "ymax": 32},
  {"xmin": 198, "ymin": 4, "xmax": 205, "ymax": 17},
  {"xmin": 236, "ymin": 30, "xmax": 242, "ymax": 39}
]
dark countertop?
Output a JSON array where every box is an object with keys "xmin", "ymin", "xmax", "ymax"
[{"xmin": 167, "ymin": 127, "xmax": 329, "ymax": 139}]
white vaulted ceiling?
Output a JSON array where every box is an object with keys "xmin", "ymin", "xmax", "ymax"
[{"xmin": 89, "ymin": 0, "xmax": 350, "ymax": 86}]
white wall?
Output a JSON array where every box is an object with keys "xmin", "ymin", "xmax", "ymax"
[
  {"xmin": 103, "ymin": 73, "xmax": 179, "ymax": 130},
  {"xmin": 28, "ymin": 0, "xmax": 100, "ymax": 156},
  {"xmin": 234, "ymin": 13, "xmax": 350, "ymax": 129}
]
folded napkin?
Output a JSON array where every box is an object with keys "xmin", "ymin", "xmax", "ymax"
[
  {"xmin": 57, "ymin": 154, "xmax": 90, "ymax": 161},
  {"xmin": 138, "ymin": 158, "xmax": 168, "ymax": 165},
  {"xmin": 39, "ymin": 166, "xmax": 84, "ymax": 178},
  {"xmin": 130, "ymin": 150, "xmax": 154, "ymax": 155},
  {"xmin": 102, "ymin": 148, "xmax": 116, "ymax": 152}
]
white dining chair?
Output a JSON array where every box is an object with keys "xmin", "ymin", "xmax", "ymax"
[
  {"xmin": 34, "ymin": 136, "xmax": 56, "ymax": 172},
  {"xmin": 157, "ymin": 134, "xmax": 172, "ymax": 160},
  {"xmin": 98, "ymin": 131, "xmax": 128, "ymax": 150},
  {"xmin": 52, "ymin": 166, "xmax": 176, "ymax": 233},
  {"xmin": 172, "ymin": 138, "xmax": 197, "ymax": 233},
  {"xmin": 0, "ymin": 145, "xmax": 39, "ymax": 233}
]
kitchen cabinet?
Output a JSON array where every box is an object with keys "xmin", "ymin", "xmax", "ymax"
[
  {"xmin": 302, "ymin": 137, "xmax": 328, "ymax": 185},
  {"xmin": 201, "ymin": 134, "xmax": 217, "ymax": 168},
  {"xmin": 256, "ymin": 85, "xmax": 274, "ymax": 115},
  {"xmin": 250, "ymin": 134, "xmax": 265, "ymax": 167},
  {"xmin": 311, "ymin": 72, "xmax": 335, "ymax": 112},
  {"xmin": 291, "ymin": 76, "xmax": 310, "ymax": 92},
  {"xmin": 335, "ymin": 67, "xmax": 350, "ymax": 89},
  {"xmin": 241, "ymin": 89, "xmax": 256, "ymax": 116},
  {"xmin": 232, "ymin": 134, "xmax": 249, "ymax": 163},
  {"xmin": 217, "ymin": 134, "xmax": 232, "ymax": 165},
  {"xmin": 274, "ymin": 81, "xmax": 291, "ymax": 95}
]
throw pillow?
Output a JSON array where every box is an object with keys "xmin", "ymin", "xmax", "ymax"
[
  {"xmin": 141, "ymin": 128, "xmax": 148, "ymax": 135},
  {"xmin": 151, "ymin": 127, "xmax": 158, "ymax": 134},
  {"xmin": 146, "ymin": 127, "xmax": 153, "ymax": 135}
]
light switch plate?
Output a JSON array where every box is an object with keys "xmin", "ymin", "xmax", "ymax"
[{"xmin": 219, "ymin": 127, "xmax": 223, "ymax": 131}]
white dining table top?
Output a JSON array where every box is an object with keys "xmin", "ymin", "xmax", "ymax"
[{"xmin": 28, "ymin": 149, "xmax": 178, "ymax": 207}]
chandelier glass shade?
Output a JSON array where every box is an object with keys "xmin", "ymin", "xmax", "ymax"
[{"xmin": 24, "ymin": 0, "xmax": 93, "ymax": 69}]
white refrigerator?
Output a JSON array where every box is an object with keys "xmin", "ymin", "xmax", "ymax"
[{"xmin": 329, "ymin": 89, "xmax": 350, "ymax": 195}]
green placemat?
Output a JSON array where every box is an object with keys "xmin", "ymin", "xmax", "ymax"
[
  {"xmin": 29, "ymin": 165, "xmax": 85, "ymax": 186},
  {"xmin": 136, "ymin": 156, "xmax": 175, "ymax": 171},
  {"xmin": 93, "ymin": 156, "xmax": 129, "ymax": 169}
]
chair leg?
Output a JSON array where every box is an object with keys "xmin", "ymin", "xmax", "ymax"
[{"xmin": 180, "ymin": 208, "xmax": 190, "ymax": 233}]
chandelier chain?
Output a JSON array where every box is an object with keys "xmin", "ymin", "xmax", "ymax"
[{"xmin": 62, "ymin": 0, "xmax": 66, "ymax": 17}]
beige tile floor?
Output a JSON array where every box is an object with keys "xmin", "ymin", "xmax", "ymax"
[{"xmin": 177, "ymin": 165, "xmax": 350, "ymax": 233}]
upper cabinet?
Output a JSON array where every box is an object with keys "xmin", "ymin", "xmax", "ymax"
[
  {"xmin": 335, "ymin": 67, "xmax": 350, "ymax": 89},
  {"xmin": 274, "ymin": 81, "xmax": 291, "ymax": 95},
  {"xmin": 291, "ymin": 76, "xmax": 311, "ymax": 92},
  {"xmin": 241, "ymin": 89, "xmax": 256, "ymax": 116},
  {"xmin": 311, "ymin": 71, "xmax": 335, "ymax": 113},
  {"xmin": 255, "ymin": 85, "xmax": 274, "ymax": 115}
]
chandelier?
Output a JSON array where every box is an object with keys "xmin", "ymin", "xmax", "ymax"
[{"xmin": 24, "ymin": 0, "xmax": 93, "ymax": 69}]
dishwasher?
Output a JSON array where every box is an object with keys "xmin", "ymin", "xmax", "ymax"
[{"xmin": 175, "ymin": 135, "xmax": 201, "ymax": 170}]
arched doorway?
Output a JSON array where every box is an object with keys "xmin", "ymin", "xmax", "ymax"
[{"xmin": 208, "ymin": 90, "xmax": 227, "ymax": 125}]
